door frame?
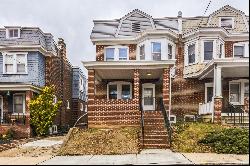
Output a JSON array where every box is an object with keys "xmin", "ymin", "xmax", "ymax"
[
  {"xmin": 0, "ymin": 96, "xmax": 3, "ymax": 123},
  {"xmin": 205, "ymin": 83, "xmax": 214, "ymax": 103},
  {"xmin": 142, "ymin": 83, "xmax": 155, "ymax": 111}
]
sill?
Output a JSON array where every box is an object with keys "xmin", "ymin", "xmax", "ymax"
[{"xmin": 3, "ymin": 73, "xmax": 28, "ymax": 75}]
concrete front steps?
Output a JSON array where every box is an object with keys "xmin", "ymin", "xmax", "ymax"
[{"xmin": 141, "ymin": 111, "xmax": 170, "ymax": 149}]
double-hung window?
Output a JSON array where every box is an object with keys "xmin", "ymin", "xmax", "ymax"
[
  {"xmin": 168, "ymin": 44, "xmax": 173, "ymax": 59},
  {"xmin": 219, "ymin": 43, "xmax": 223, "ymax": 58},
  {"xmin": 108, "ymin": 82, "xmax": 132, "ymax": 100},
  {"xmin": 234, "ymin": 45, "xmax": 244, "ymax": 58},
  {"xmin": 230, "ymin": 83, "xmax": 241, "ymax": 103},
  {"xmin": 6, "ymin": 28, "xmax": 20, "ymax": 39},
  {"xmin": 204, "ymin": 41, "xmax": 213, "ymax": 61},
  {"xmin": 106, "ymin": 48, "xmax": 115, "ymax": 61},
  {"xmin": 105, "ymin": 47, "xmax": 128, "ymax": 61},
  {"xmin": 220, "ymin": 17, "xmax": 234, "ymax": 29},
  {"xmin": 139, "ymin": 44, "xmax": 145, "ymax": 60},
  {"xmin": 152, "ymin": 42, "xmax": 161, "ymax": 61},
  {"xmin": 188, "ymin": 44, "xmax": 195, "ymax": 64},
  {"xmin": 13, "ymin": 94, "xmax": 25, "ymax": 114},
  {"xmin": 3, "ymin": 53, "xmax": 27, "ymax": 74},
  {"xmin": 119, "ymin": 48, "xmax": 128, "ymax": 60}
]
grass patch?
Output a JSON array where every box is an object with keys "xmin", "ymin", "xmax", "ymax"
[
  {"xmin": 58, "ymin": 127, "xmax": 141, "ymax": 155},
  {"xmin": 171, "ymin": 122, "xmax": 226, "ymax": 153}
]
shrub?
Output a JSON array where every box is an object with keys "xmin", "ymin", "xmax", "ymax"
[
  {"xmin": 199, "ymin": 127, "xmax": 249, "ymax": 154},
  {"xmin": 29, "ymin": 86, "xmax": 62, "ymax": 136}
]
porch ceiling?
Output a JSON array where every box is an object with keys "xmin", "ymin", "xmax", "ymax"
[
  {"xmin": 200, "ymin": 66, "xmax": 249, "ymax": 79},
  {"xmin": 95, "ymin": 68, "xmax": 163, "ymax": 80}
]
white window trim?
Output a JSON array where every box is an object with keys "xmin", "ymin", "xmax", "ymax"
[
  {"xmin": 67, "ymin": 100, "xmax": 70, "ymax": 109},
  {"xmin": 218, "ymin": 39, "xmax": 225, "ymax": 59},
  {"xmin": 229, "ymin": 79, "xmax": 249, "ymax": 105},
  {"xmin": 13, "ymin": 93, "xmax": 26, "ymax": 115},
  {"xmin": 219, "ymin": 17, "xmax": 235, "ymax": 29},
  {"xmin": 104, "ymin": 46, "xmax": 129, "ymax": 61},
  {"xmin": 80, "ymin": 103, "xmax": 84, "ymax": 111},
  {"xmin": 167, "ymin": 43, "xmax": 176, "ymax": 60},
  {"xmin": 107, "ymin": 81, "xmax": 132, "ymax": 100},
  {"xmin": 0, "ymin": 95, "xmax": 3, "ymax": 123},
  {"xmin": 185, "ymin": 41, "xmax": 198, "ymax": 66},
  {"xmin": 2, "ymin": 52, "xmax": 28, "ymax": 74},
  {"xmin": 6, "ymin": 28, "xmax": 21, "ymax": 39},
  {"xmin": 138, "ymin": 44, "xmax": 146, "ymax": 60},
  {"xmin": 169, "ymin": 115, "xmax": 176, "ymax": 123},
  {"xmin": 151, "ymin": 42, "xmax": 162, "ymax": 60},
  {"xmin": 233, "ymin": 42, "xmax": 249, "ymax": 58},
  {"xmin": 205, "ymin": 83, "xmax": 214, "ymax": 103},
  {"xmin": 201, "ymin": 39, "xmax": 216, "ymax": 63}
]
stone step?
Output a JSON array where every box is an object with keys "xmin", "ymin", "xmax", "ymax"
[{"xmin": 142, "ymin": 143, "xmax": 170, "ymax": 149}]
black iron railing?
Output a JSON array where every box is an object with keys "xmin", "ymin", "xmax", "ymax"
[
  {"xmin": 139, "ymin": 98, "xmax": 145, "ymax": 148},
  {"xmin": 0, "ymin": 111, "xmax": 26, "ymax": 125},
  {"xmin": 159, "ymin": 98, "xmax": 172, "ymax": 146},
  {"xmin": 222, "ymin": 99, "xmax": 247, "ymax": 126}
]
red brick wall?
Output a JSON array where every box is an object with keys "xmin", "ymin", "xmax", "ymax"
[
  {"xmin": 45, "ymin": 39, "xmax": 73, "ymax": 128},
  {"xmin": 96, "ymin": 44, "xmax": 137, "ymax": 61},
  {"xmin": 171, "ymin": 38, "xmax": 206, "ymax": 119},
  {"xmin": 225, "ymin": 41, "xmax": 243, "ymax": 58}
]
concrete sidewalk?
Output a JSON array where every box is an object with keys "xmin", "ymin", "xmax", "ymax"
[{"xmin": 39, "ymin": 149, "xmax": 191, "ymax": 165}]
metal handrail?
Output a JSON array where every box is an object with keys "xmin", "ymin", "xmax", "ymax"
[
  {"xmin": 0, "ymin": 112, "xmax": 26, "ymax": 125},
  {"xmin": 223, "ymin": 99, "xmax": 246, "ymax": 126},
  {"xmin": 139, "ymin": 98, "xmax": 145, "ymax": 148},
  {"xmin": 73, "ymin": 105, "xmax": 88, "ymax": 128},
  {"xmin": 159, "ymin": 98, "xmax": 172, "ymax": 147}
]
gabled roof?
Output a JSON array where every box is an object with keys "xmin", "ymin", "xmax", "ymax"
[{"xmin": 207, "ymin": 5, "xmax": 247, "ymax": 25}]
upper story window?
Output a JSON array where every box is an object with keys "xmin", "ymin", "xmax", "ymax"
[
  {"xmin": 188, "ymin": 44, "xmax": 195, "ymax": 64},
  {"xmin": 139, "ymin": 44, "xmax": 145, "ymax": 60},
  {"xmin": 220, "ymin": 17, "xmax": 234, "ymax": 29},
  {"xmin": 234, "ymin": 44, "xmax": 244, "ymax": 58},
  {"xmin": 3, "ymin": 53, "xmax": 27, "ymax": 74},
  {"xmin": 105, "ymin": 46, "xmax": 128, "ymax": 61},
  {"xmin": 106, "ymin": 48, "xmax": 115, "ymax": 61},
  {"xmin": 6, "ymin": 28, "xmax": 20, "ymax": 39},
  {"xmin": 168, "ymin": 44, "xmax": 173, "ymax": 59},
  {"xmin": 219, "ymin": 43, "xmax": 223, "ymax": 58},
  {"xmin": 204, "ymin": 41, "xmax": 213, "ymax": 61},
  {"xmin": 151, "ymin": 42, "xmax": 161, "ymax": 61},
  {"xmin": 108, "ymin": 82, "xmax": 132, "ymax": 100}
]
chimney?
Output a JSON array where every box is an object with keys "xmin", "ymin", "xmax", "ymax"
[
  {"xmin": 178, "ymin": 11, "xmax": 183, "ymax": 35},
  {"xmin": 58, "ymin": 38, "xmax": 66, "ymax": 58}
]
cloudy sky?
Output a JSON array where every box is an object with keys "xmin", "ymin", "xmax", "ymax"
[{"xmin": 0, "ymin": 0, "xmax": 249, "ymax": 74}]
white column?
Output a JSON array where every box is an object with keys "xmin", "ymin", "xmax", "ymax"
[{"xmin": 214, "ymin": 66, "xmax": 222, "ymax": 97}]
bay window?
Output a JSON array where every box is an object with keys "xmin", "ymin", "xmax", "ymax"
[
  {"xmin": 108, "ymin": 82, "xmax": 132, "ymax": 100},
  {"xmin": 204, "ymin": 41, "xmax": 213, "ymax": 61},
  {"xmin": 168, "ymin": 44, "xmax": 173, "ymax": 59},
  {"xmin": 151, "ymin": 42, "xmax": 161, "ymax": 61},
  {"xmin": 3, "ymin": 53, "xmax": 27, "ymax": 74},
  {"xmin": 188, "ymin": 44, "xmax": 195, "ymax": 64},
  {"xmin": 244, "ymin": 83, "xmax": 249, "ymax": 99},
  {"xmin": 139, "ymin": 44, "xmax": 145, "ymax": 60}
]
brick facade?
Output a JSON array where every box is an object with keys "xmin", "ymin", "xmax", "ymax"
[{"xmin": 45, "ymin": 38, "xmax": 73, "ymax": 128}]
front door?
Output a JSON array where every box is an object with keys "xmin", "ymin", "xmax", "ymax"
[
  {"xmin": 142, "ymin": 83, "xmax": 155, "ymax": 111},
  {"xmin": 0, "ymin": 96, "xmax": 3, "ymax": 123}
]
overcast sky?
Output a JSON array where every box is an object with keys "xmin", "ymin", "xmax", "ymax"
[{"xmin": 0, "ymin": 0, "xmax": 249, "ymax": 74}]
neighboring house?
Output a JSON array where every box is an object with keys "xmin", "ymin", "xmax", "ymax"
[
  {"xmin": 71, "ymin": 66, "xmax": 87, "ymax": 125},
  {"xmin": 0, "ymin": 26, "xmax": 87, "ymax": 138},
  {"xmin": 83, "ymin": 5, "xmax": 249, "ymax": 148}
]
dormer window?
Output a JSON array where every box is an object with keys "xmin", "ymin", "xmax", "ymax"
[
  {"xmin": 220, "ymin": 17, "xmax": 234, "ymax": 29},
  {"xmin": 132, "ymin": 22, "xmax": 141, "ymax": 33},
  {"xmin": 6, "ymin": 28, "xmax": 20, "ymax": 39}
]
